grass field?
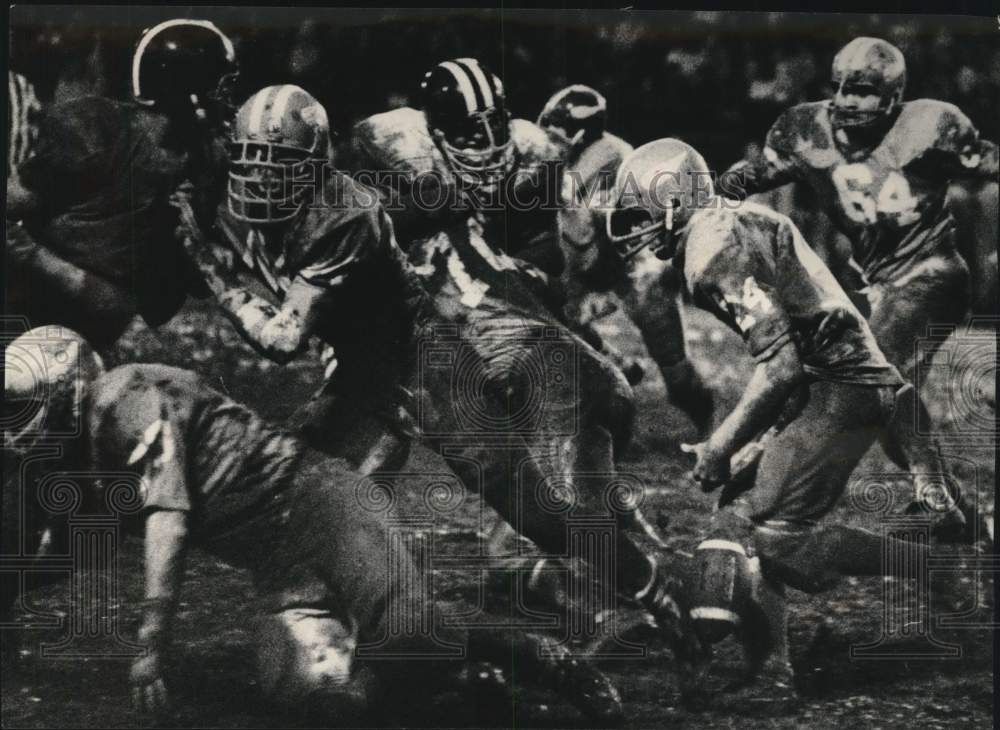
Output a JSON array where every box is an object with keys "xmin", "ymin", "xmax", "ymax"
[{"xmin": 1, "ymin": 297, "xmax": 994, "ymax": 729}]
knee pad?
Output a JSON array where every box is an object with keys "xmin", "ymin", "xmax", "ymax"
[{"xmin": 256, "ymin": 608, "xmax": 359, "ymax": 705}]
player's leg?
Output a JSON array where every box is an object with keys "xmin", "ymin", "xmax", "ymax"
[
  {"xmin": 288, "ymin": 380, "xmax": 412, "ymax": 476},
  {"xmin": 867, "ymin": 250, "xmax": 975, "ymax": 530},
  {"xmin": 248, "ymin": 452, "xmax": 416, "ymax": 721},
  {"xmin": 618, "ymin": 248, "xmax": 714, "ymax": 435},
  {"xmin": 701, "ymin": 382, "xmax": 915, "ymax": 684}
]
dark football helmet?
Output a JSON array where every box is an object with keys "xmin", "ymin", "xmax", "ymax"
[
  {"xmin": 132, "ymin": 19, "xmax": 239, "ymax": 126},
  {"xmin": 421, "ymin": 58, "xmax": 515, "ymax": 191},
  {"xmin": 228, "ymin": 84, "xmax": 331, "ymax": 224},
  {"xmin": 537, "ymin": 84, "xmax": 607, "ymax": 151},
  {"xmin": 830, "ymin": 37, "xmax": 905, "ymax": 130}
]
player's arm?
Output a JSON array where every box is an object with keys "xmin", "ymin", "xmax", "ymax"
[
  {"xmin": 6, "ymin": 219, "xmax": 137, "ymax": 346},
  {"xmin": 132, "ymin": 508, "xmax": 189, "ymax": 715},
  {"xmin": 721, "ymin": 110, "xmax": 803, "ymax": 198},
  {"xmin": 705, "ymin": 339, "xmax": 801, "ymax": 464},
  {"xmin": 722, "ymin": 149, "xmax": 797, "ymax": 199},
  {"xmin": 171, "ymin": 190, "xmax": 320, "ymax": 364},
  {"xmin": 685, "ymin": 247, "xmax": 804, "ymax": 488},
  {"xmin": 920, "ymin": 106, "xmax": 1000, "ymax": 182},
  {"xmin": 121, "ymin": 391, "xmax": 193, "ymax": 715},
  {"xmin": 8, "ymin": 102, "xmax": 139, "ymax": 344}
]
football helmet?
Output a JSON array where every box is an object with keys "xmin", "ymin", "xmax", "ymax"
[
  {"xmin": 606, "ymin": 138, "xmax": 713, "ymax": 260},
  {"xmin": 228, "ymin": 84, "xmax": 331, "ymax": 224},
  {"xmin": 830, "ymin": 37, "xmax": 905, "ymax": 130},
  {"xmin": 3, "ymin": 326, "xmax": 104, "ymax": 455},
  {"xmin": 537, "ymin": 84, "xmax": 607, "ymax": 151},
  {"xmin": 421, "ymin": 58, "xmax": 515, "ymax": 191},
  {"xmin": 132, "ymin": 19, "xmax": 238, "ymax": 125}
]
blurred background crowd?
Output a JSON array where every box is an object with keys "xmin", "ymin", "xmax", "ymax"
[{"xmin": 11, "ymin": 8, "xmax": 999, "ymax": 169}]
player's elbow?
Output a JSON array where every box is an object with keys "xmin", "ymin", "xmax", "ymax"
[{"xmin": 761, "ymin": 340, "xmax": 804, "ymax": 391}]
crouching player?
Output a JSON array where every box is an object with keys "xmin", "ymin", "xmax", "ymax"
[
  {"xmin": 3, "ymin": 328, "xmax": 623, "ymax": 724},
  {"xmin": 606, "ymin": 139, "xmax": 953, "ymax": 696},
  {"xmin": 538, "ymin": 84, "xmax": 714, "ymax": 432}
]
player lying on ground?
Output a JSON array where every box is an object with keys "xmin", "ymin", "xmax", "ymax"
[
  {"xmin": 5, "ymin": 19, "xmax": 237, "ymax": 348},
  {"xmin": 2, "ymin": 327, "xmax": 623, "ymax": 725},
  {"xmin": 174, "ymin": 85, "xmax": 708, "ymax": 700},
  {"xmin": 725, "ymin": 37, "xmax": 997, "ymax": 538},
  {"xmin": 538, "ymin": 83, "xmax": 714, "ymax": 433},
  {"xmin": 606, "ymin": 138, "xmax": 968, "ymax": 699}
]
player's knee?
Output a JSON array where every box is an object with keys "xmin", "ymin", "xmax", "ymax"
[
  {"xmin": 752, "ymin": 520, "xmax": 840, "ymax": 594},
  {"xmin": 256, "ymin": 609, "xmax": 362, "ymax": 710},
  {"xmin": 577, "ymin": 349, "xmax": 636, "ymax": 451}
]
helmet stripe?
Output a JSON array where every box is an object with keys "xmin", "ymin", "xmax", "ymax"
[
  {"xmin": 268, "ymin": 84, "xmax": 301, "ymax": 134},
  {"xmin": 132, "ymin": 19, "xmax": 235, "ymax": 102},
  {"xmin": 439, "ymin": 61, "xmax": 478, "ymax": 113},
  {"xmin": 845, "ymin": 37, "xmax": 872, "ymax": 71},
  {"xmin": 456, "ymin": 58, "xmax": 494, "ymax": 109},
  {"xmin": 247, "ymin": 85, "xmax": 276, "ymax": 137}
]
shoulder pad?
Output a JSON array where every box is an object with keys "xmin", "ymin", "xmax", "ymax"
[
  {"xmin": 570, "ymin": 132, "xmax": 633, "ymax": 190},
  {"xmin": 91, "ymin": 366, "xmax": 143, "ymax": 414},
  {"xmin": 352, "ymin": 106, "xmax": 442, "ymax": 176},
  {"xmin": 890, "ymin": 99, "xmax": 977, "ymax": 160},
  {"xmin": 600, "ymin": 131, "xmax": 634, "ymax": 159},
  {"xmin": 682, "ymin": 207, "xmax": 742, "ymax": 282},
  {"xmin": 765, "ymin": 102, "xmax": 833, "ymax": 158},
  {"xmin": 511, "ymin": 118, "xmax": 568, "ymax": 167}
]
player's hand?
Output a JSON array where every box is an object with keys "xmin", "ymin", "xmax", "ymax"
[
  {"xmin": 170, "ymin": 182, "xmax": 202, "ymax": 246},
  {"xmin": 681, "ymin": 441, "xmax": 731, "ymax": 491},
  {"xmin": 6, "ymin": 220, "xmax": 39, "ymax": 265},
  {"xmin": 130, "ymin": 652, "xmax": 171, "ymax": 717}
]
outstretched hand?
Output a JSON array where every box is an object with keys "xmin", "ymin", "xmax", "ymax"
[{"xmin": 680, "ymin": 441, "xmax": 731, "ymax": 491}]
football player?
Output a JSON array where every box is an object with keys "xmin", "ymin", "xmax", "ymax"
[
  {"xmin": 539, "ymin": 84, "xmax": 714, "ymax": 433},
  {"xmin": 176, "ymin": 85, "xmax": 706, "ymax": 697},
  {"xmin": 725, "ymin": 37, "xmax": 998, "ymax": 535},
  {"xmin": 5, "ymin": 19, "xmax": 238, "ymax": 347},
  {"xmin": 607, "ymin": 138, "xmax": 945, "ymax": 696},
  {"xmin": 346, "ymin": 57, "xmax": 567, "ymax": 277},
  {"xmin": 3, "ymin": 327, "xmax": 623, "ymax": 725}
]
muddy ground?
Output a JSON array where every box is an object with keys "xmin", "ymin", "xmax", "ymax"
[{"xmin": 1, "ymin": 299, "xmax": 994, "ymax": 729}]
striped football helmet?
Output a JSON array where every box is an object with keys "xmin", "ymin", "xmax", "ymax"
[
  {"xmin": 228, "ymin": 84, "xmax": 331, "ymax": 224},
  {"xmin": 421, "ymin": 58, "xmax": 515, "ymax": 191}
]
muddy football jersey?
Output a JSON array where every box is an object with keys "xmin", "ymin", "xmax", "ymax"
[
  {"xmin": 18, "ymin": 96, "xmax": 225, "ymax": 325},
  {"xmin": 214, "ymin": 168, "xmax": 427, "ymax": 393},
  {"xmin": 88, "ymin": 364, "xmax": 302, "ymax": 558},
  {"xmin": 682, "ymin": 202, "xmax": 903, "ymax": 387},
  {"xmin": 348, "ymin": 106, "xmax": 567, "ymax": 270},
  {"xmin": 733, "ymin": 99, "xmax": 989, "ymax": 282}
]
